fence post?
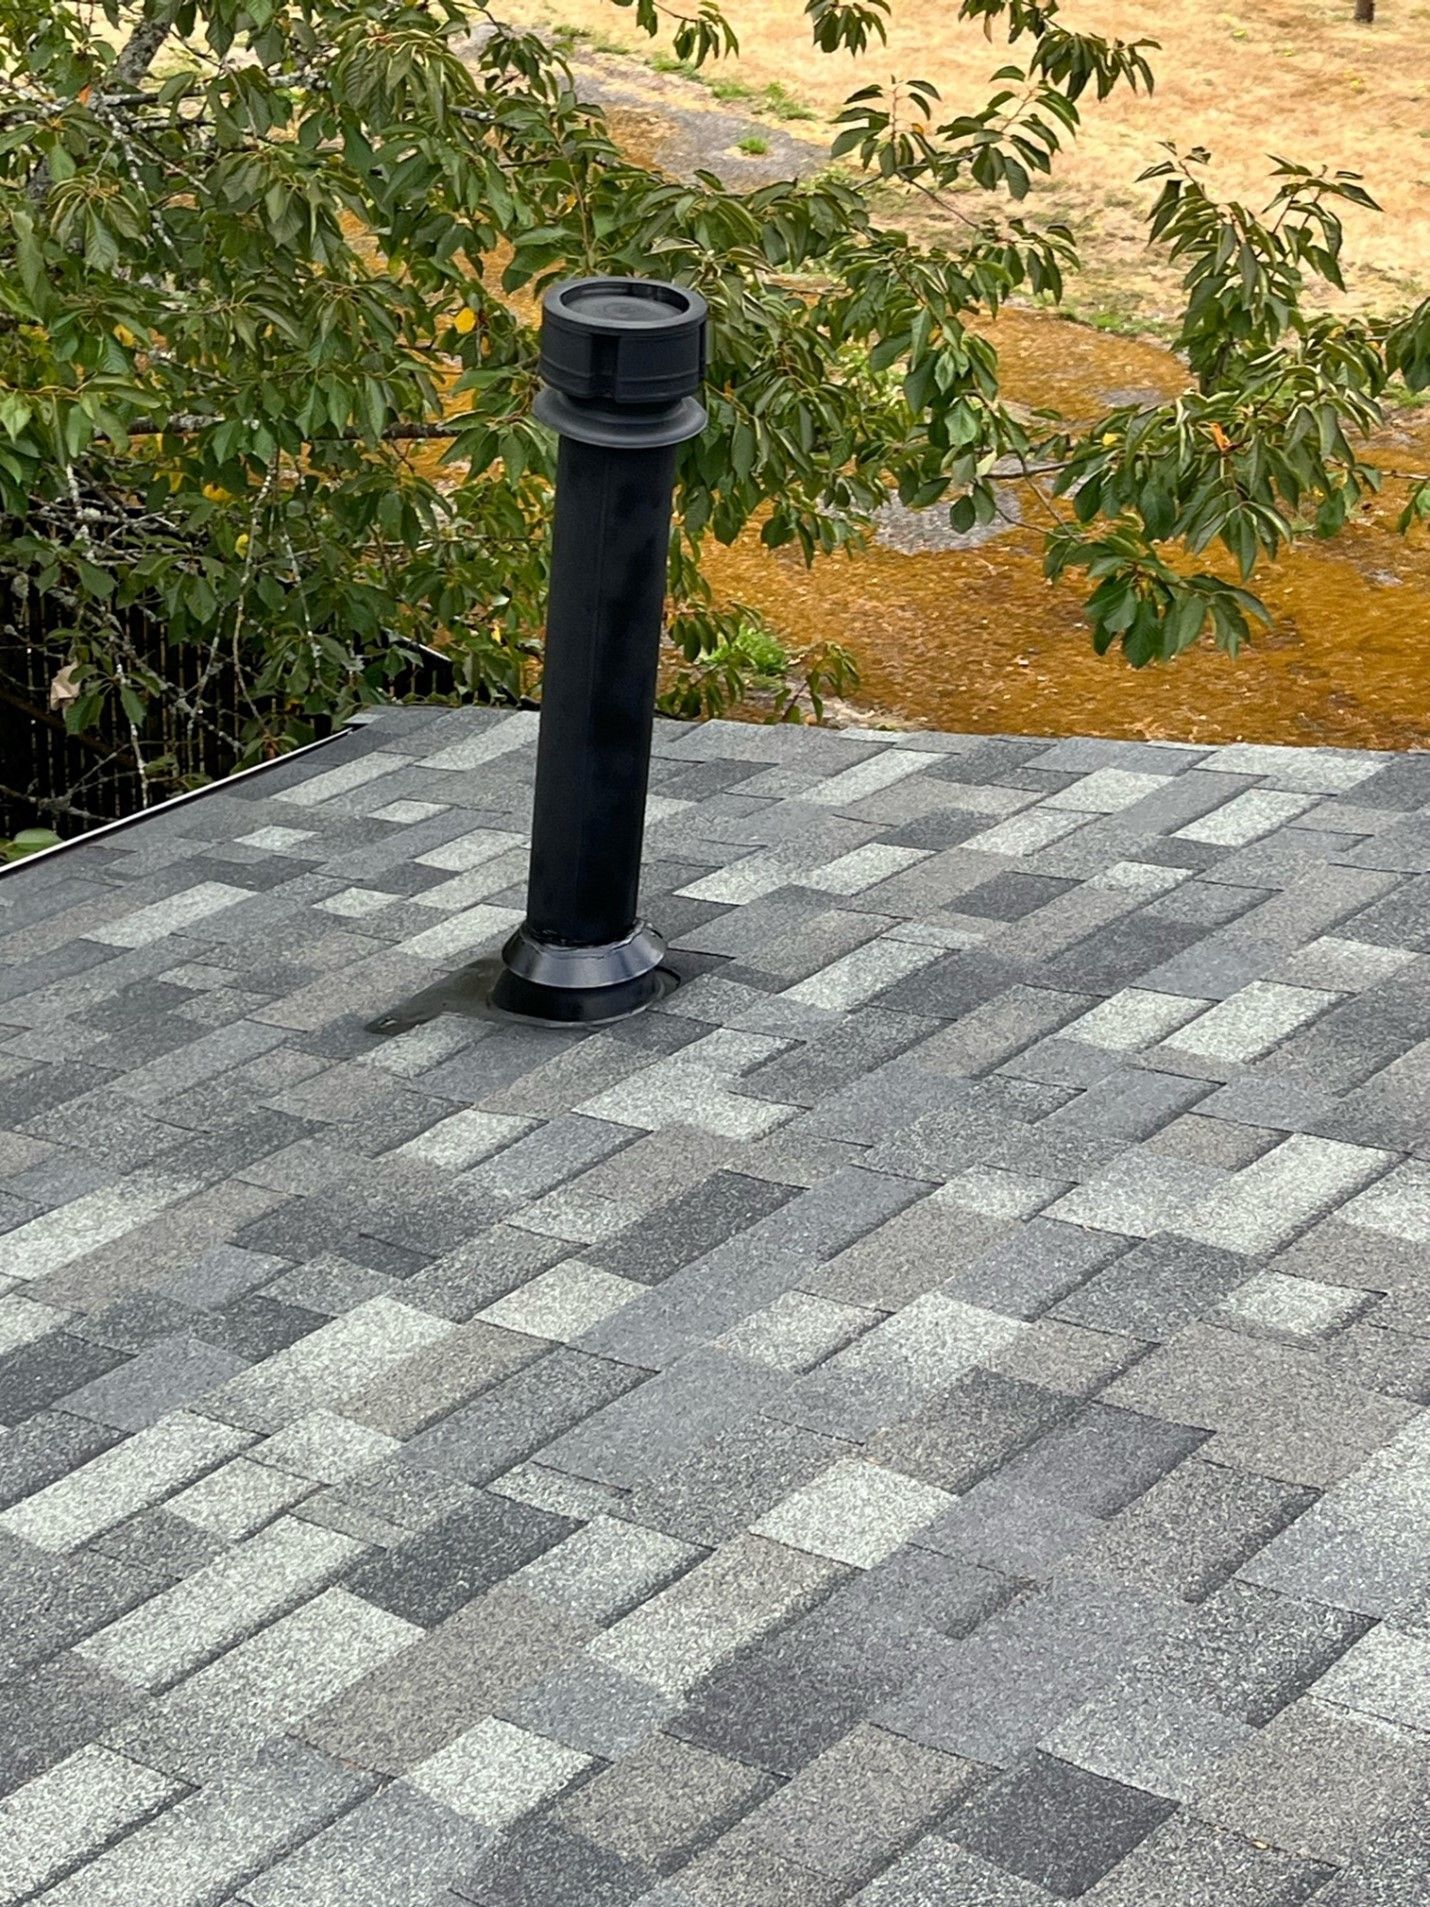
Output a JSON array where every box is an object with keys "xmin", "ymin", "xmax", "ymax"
[{"xmin": 490, "ymin": 277, "xmax": 709, "ymax": 1024}]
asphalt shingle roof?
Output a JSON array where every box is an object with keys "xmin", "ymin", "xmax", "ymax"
[{"xmin": 1, "ymin": 706, "xmax": 1428, "ymax": 1905}]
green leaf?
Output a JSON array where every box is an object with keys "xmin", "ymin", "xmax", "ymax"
[
  {"xmin": 0, "ymin": 394, "xmax": 32, "ymax": 442},
  {"xmin": 1163, "ymin": 591, "xmax": 1207, "ymax": 654},
  {"xmin": 1140, "ymin": 482, "xmax": 1175, "ymax": 541},
  {"xmin": 1072, "ymin": 476, "xmax": 1103, "ymax": 524},
  {"xmin": 1099, "ymin": 585, "xmax": 1138, "ymax": 634}
]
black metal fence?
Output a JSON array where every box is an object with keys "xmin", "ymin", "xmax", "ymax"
[{"xmin": 0, "ymin": 577, "xmax": 457, "ymax": 840}]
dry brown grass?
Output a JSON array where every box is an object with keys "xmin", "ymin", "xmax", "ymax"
[{"xmin": 508, "ymin": 0, "xmax": 1430, "ymax": 318}]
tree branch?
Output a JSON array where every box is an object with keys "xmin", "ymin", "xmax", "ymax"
[
  {"xmin": 120, "ymin": 410, "xmax": 515, "ymax": 443},
  {"xmin": 109, "ymin": 1, "xmax": 183, "ymax": 92}
]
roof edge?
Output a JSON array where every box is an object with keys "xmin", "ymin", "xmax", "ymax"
[{"xmin": 0, "ymin": 714, "xmax": 378, "ymax": 883}]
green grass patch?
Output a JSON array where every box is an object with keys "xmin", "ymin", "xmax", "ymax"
[
  {"xmin": 758, "ymin": 82, "xmax": 818, "ymax": 122},
  {"xmin": 651, "ymin": 52, "xmax": 703, "ymax": 80}
]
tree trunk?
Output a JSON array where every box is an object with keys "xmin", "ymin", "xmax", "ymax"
[{"xmin": 1355, "ymin": 0, "xmax": 1375, "ymax": 21}]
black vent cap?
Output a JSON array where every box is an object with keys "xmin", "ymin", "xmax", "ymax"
[{"xmin": 539, "ymin": 278, "xmax": 709, "ymax": 407}]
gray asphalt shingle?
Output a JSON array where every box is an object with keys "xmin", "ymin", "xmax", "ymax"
[{"xmin": 0, "ymin": 712, "xmax": 1426, "ymax": 1901}]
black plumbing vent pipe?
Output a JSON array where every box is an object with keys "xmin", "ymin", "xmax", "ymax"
[{"xmin": 489, "ymin": 277, "xmax": 709, "ymax": 1024}]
